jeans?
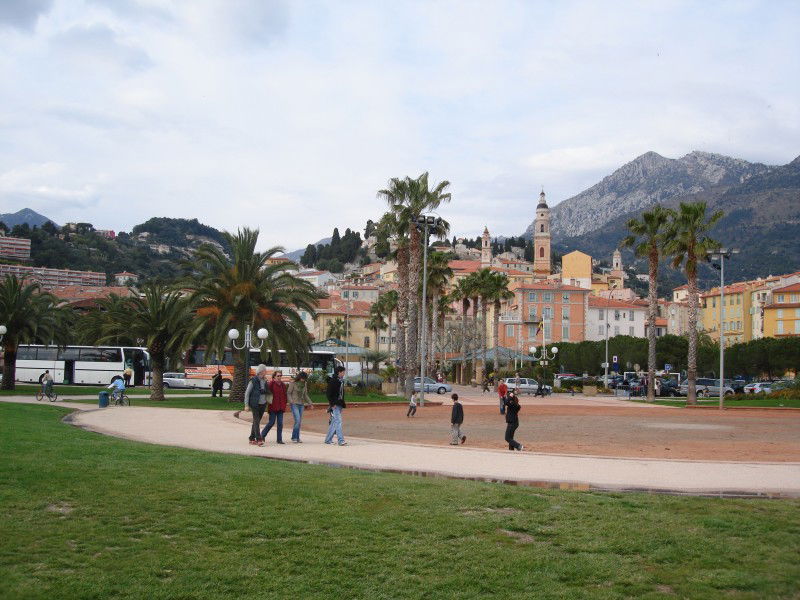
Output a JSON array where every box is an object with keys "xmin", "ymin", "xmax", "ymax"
[
  {"xmin": 505, "ymin": 422, "xmax": 521, "ymax": 450},
  {"xmin": 499, "ymin": 397, "xmax": 506, "ymax": 414},
  {"xmin": 260, "ymin": 410, "xmax": 284, "ymax": 442},
  {"xmin": 290, "ymin": 403, "xmax": 304, "ymax": 441},
  {"xmin": 324, "ymin": 405, "xmax": 345, "ymax": 444},
  {"xmin": 406, "ymin": 405, "xmax": 416, "ymax": 417},
  {"xmin": 249, "ymin": 403, "xmax": 266, "ymax": 441},
  {"xmin": 451, "ymin": 423, "xmax": 464, "ymax": 444}
]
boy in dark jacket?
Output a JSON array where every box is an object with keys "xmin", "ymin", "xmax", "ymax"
[
  {"xmin": 504, "ymin": 391, "xmax": 524, "ymax": 451},
  {"xmin": 450, "ymin": 393, "xmax": 466, "ymax": 445},
  {"xmin": 324, "ymin": 366, "xmax": 348, "ymax": 446}
]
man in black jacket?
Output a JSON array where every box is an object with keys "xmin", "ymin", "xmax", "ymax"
[
  {"xmin": 450, "ymin": 393, "xmax": 466, "ymax": 445},
  {"xmin": 504, "ymin": 391, "xmax": 524, "ymax": 451},
  {"xmin": 324, "ymin": 366, "xmax": 348, "ymax": 446}
]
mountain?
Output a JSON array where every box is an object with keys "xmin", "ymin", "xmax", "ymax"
[
  {"xmin": 525, "ymin": 151, "xmax": 772, "ymax": 240},
  {"xmin": 552, "ymin": 154, "xmax": 800, "ymax": 286},
  {"xmin": 0, "ymin": 208, "xmax": 57, "ymax": 229}
]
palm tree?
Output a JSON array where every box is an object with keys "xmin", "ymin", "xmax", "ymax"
[
  {"xmin": 424, "ymin": 251, "xmax": 453, "ymax": 374},
  {"xmin": 366, "ymin": 307, "xmax": 387, "ymax": 354},
  {"xmin": 664, "ymin": 202, "xmax": 723, "ymax": 405},
  {"xmin": 621, "ymin": 205, "xmax": 674, "ymax": 402},
  {"xmin": 363, "ymin": 350, "xmax": 389, "ymax": 374},
  {"xmin": 377, "ymin": 290, "xmax": 398, "ymax": 364},
  {"xmin": 327, "ymin": 317, "xmax": 347, "ymax": 340},
  {"xmin": 82, "ymin": 284, "xmax": 197, "ymax": 401},
  {"xmin": 484, "ymin": 271, "xmax": 514, "ymax": 377},
  {"xmin": 0, "ymin": 275, "xmax": 61, "ymax": 390},
  {"xmin": 187, "ymin": 228, "xmax": 322, "ymax": 403},
  {"xmin": 378, "ymin": 173, "xmax": 451, "ymax": 398},
  {"xmin": 473, "ymin": 268, "xmax": 497, "ymax": 383},
  {"xmin": 451, "ymin": 275, "xmax": 478, "ymax": 384}
]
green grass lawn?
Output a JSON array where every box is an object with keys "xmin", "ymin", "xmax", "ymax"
[
  {"xmin": 630, "ymin": 396, "xmax": 800, "ymax": 408},
  {"xmin": 1, "ymin": 403, "xmax": 799, "ymax": 599}
]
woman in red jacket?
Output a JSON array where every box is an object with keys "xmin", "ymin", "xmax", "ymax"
[{"xmin": 260, "ymin": 371, "xmax": 288, "ymax": 444}]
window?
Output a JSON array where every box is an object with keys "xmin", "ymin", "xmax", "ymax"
[
  {"xmin": 540, "ymin": 224, "xmax": 545, "ymax": 233},
  {"xmin": 792, "ymin": 294, "xmax": 799, "ymax": 302},
  {"xmin": 562, "ymin": 311, "xmax": 569, "ymax": 321},
  {"xmin": 506, "ymin": 324, "xmax": 514, "ymax": 337},
  {"xmin": 598, "ymin": 309, "xmax": 605, "ymax": 320},
  {"xmin": 629, "ymin": 311, "xmax": 635, "ymax": 322},
  {"xmin": 777, "ymin": 294, "xmax": 784, "ymax": 303},
  {"xmin": 364, "ymin": 321, "xmax": 370, "ymax": 329},
  {"xmin": 736, "ymin": 295, "xmax": 741, "ymax": 305},
  {"xmin": 17, "ymin": 346, "xmax": 37, "ymax": 360},
  {"xmin": 795, "ymin": 309, "xmax": 800, "ymax": 318},
  {"xmin": 598, "ymin": 325, "xmax": 604, "ymax": 336},
  {"xmin": 57, "ymin": 347, "xmax": 80, "ymax": 360},
  {"xmin": 528, "ymin": 292, "xmax": 537, "ymax": 302},
  {"xmin": 777, "ymin": 321, "xmax": 784, "ymax": 334},
  {"xmin": 562, "ymin": 292, "xmax": 570, "ymax": 303},
  {"xmin": 544, "ymin": 323, "xmax": 552, "ymax": 340},
  {"xmin": 629, "ymin": 326, "xmax": 634, "ymax": 336},
  {"xmin": 364, "ymin": 337, "xmax": 370, "ymax": 348},
  {"xmin": 614, "ymin": 326, "xmax": 620, "ymax": 336},
  {"xmin": 614, "ymin": 310, "xmax": 620, "ymax": 321},
  {"xmin": 528, "ymin": 324, "xmax": 537, "ymax": 338},
  {"xmin": 562, "ymin": 325, "xmax": 569, "ymax": 340},
  {"xmin": 539, "ymin": 247, "xmax": 544, "ymax": 258},
  {"xmin": 778, "ymin": 309, "xmax": 784, "ymax": 318},
  {"xmin": 795, "ymin": 321, "xmax": 800, "ymax": 334},
  {"xmin": 543, "ymin": 292, "xmax": 553, "ymax": 302},
  {"xmin": 342, "ymin": 291, "xmax": 349, "ymax": 298},
  {"xmin": 712, "ymin": 297, "xmax": 716, "ymax": 307},
  {"xmin": 528, "ymin": 305, "xmax": 537, "ymax": 318},
  {"xmin": 36, "ymin": 347, "xmax": 58, "ymax": 361},
  {"xmin": 543, "ymin": 306, "xmax": 553, "ymax": 320}
]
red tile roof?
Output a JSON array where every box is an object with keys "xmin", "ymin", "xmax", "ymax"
[
  {"xmin": 773, "ymin": 282, "xmax": 800, "ymax": 294},
  {"xmin": 588, "ymin": 296, "xmax": 646, "ymax": 310},
  {"xmin": 51, "ymin": 285, "xmax": 133, "ymax": 301}
]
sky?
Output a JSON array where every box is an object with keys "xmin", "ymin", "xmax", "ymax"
[{"xmin": 1, "ymin": 0, "xmax": 798, "ymax": 251}]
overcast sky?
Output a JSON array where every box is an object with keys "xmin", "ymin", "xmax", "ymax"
[{"xmin": 1, "ymin": 0, "xmax": 798, "ymax": 250}]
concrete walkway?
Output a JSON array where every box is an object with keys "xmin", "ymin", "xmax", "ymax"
[{"xmin": 3, "ymin": 397, "xmax": 799, "ymax": 498}]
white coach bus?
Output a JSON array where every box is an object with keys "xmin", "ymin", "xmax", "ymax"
[{"xmin": 14, "ymin": 345, "xmax": 151, "ymax": 386}]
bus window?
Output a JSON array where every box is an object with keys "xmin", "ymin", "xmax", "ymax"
[
  {"xmin": 17, "ymin": 346, "xmax": 37, "ymax": 360},
  {"xmin": 58, "ymin": 348, "xmax": 80, "ymax": 360},
  {"xmin": 37, "ymin": 347, "xmax": 58, "ymax": 361}
]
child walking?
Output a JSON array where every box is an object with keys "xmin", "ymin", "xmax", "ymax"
[
  {"xmin": 407, "ymin": 391, "xmax": 418, "ymax": 417},
  {"xmin": 450, "ymin": 393, "xmax": 466, "ymax": 445}
]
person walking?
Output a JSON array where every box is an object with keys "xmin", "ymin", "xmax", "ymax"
[
  {"xmin": 407, "ymin": 391, "xmax": 418, "ymax": 417},
  {"xmin": 123, "ymin": 366, "xmax": 133, "ymax": 388},
  {"xmin": 497, "ymin": 379, "xmax": 508, "ymax": 414},
  {"xmin": 211, "ymin": 369, "xmax": 223, "ymax": 397},
  {"xmin": 246, "ymin": 364, "xmax": 270, "ymax": 446},
  {"xmin": 324, "ymin": 366, "xmax": 347, "ymax": 446},
  {"xmin": 287, "ymin": 371, "xmax": 314, "ymax": 443},
  {"xmin": 450, "ymin": 393, "xmax": 466, "ymax": 445},
  {"xmin": 504, "ymin": 390, "xmax": 524, "ymax": 451},
  {"xmin": 261, "ymin": 371, "xmax": 288, "ymax": 444}
]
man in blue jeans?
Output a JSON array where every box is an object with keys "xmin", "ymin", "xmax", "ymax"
[{"xmin": 324, "ymin": 366, "xmax": 348, "ymax": 446}]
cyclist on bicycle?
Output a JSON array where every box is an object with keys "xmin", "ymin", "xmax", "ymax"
[
  {"xmin": 107, "ymin": 377, "xmax": 126, "ymax": 404},
  {"xmin": 40, "ymin": 370, "xmax": 54, "ymax": 397}
]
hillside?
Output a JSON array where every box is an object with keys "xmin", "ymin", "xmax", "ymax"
[
  {"xmin": 553, "ymin": 154, "xmax": 800, "ymax": 286},
  {"xmin": 526, "ymin": 151, "xmax": 772, "ymax": 240},
  {"xmin": 0, "ymin": 208, "xmax": 56, "ymax": 229}
]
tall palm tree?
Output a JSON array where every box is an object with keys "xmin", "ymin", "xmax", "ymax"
[
  {"xmin": 451, "ymin": 277, "xmax": 475, "ymax": 384},
  {"xmin": 379, "ymin": 173, "xmax": 451, "ymax": 398},
  {"xmin": 327, "ymin": 317, "xmax": 347, "ymax": 340},
  {"xmin": 485, "ymin": 271, "xmax": 514, "ymax": 376},
  {"xmin": 473, "ymin": 268, "xmax": 496, "ymax": 382},
  {"xmin": 83, "ymin": 284, "xmax": 197, "ymax": 401},
  {"xmin": 664, "ymin": 202, "xmax": 723, "ymax": 405},
  {"xmin": 621, "ymin": 205, "xmax": 674, "ymax": 402},
  {"xmin": 466, "ymin": 271, "xmax": 483, "ymax": 383},
  {"xmin": 435, "ymin": 295, "xmax": 456, "ymax": 374},
  {"xmin": 0, "ymin": 275, "xmax": 61, "ymax": 390},
  {"xmin": 366, "ymin": 306, "xmax": 387, "ymax": 354},
  {"xmin": 187, "ymin": 228, "xmax": 322, "ymax": 403},
  {"xmin": 377, "ymin": 290, "xmax": 398, "ymax": 364}
]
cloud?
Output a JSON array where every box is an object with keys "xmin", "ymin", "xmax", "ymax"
[
  {"xmin": 0, "ymin": 0, "xmax": 53, "ymax": 31},
  {"xmin": 50, "ymin": 22, "xmax": 153, "ymax": 71}
]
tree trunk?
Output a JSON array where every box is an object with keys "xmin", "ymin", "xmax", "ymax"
[
  {"xmin": 406, "ymin": 226, "xmax": 422, "ymax": 400},
  {"xmin": 149, "ymin": 353, "xmax": 166, "ymax": 402},
  {"xmin": 431, "ymin": 294, "xmax": 439, "ymax": 375},
  {"xmin": 686, "ymin": 259, "xmax": 698, "ymax": 405},
  {"xmin": 387, "ymin": 311, "xmax": 394, "ymax": 370},
  {"xmin": 480, "ymin": 298, "xmax": 489, "ymax": 382},
  {"xmin": 647, "ymin": 248, "xmax": 658, "ymax": 402},
  {"xmin": 493, "ymin": 299, "xmax": 501, "ymax": 376},
  {"xmin": 230, "ymin": 349, "xmax": 248, "ymax": 404},
  {"xmin": 461, "ymin": 299, "xmax": 470, "ymax": 384},
  {"xmin": 1, "ymin": 344, "xmax": 17, "ymax": 390},
  {"xmin": 471, "ymin": 296, "xmax": 479, "ymax": 383},
  {"xmin": 396, "ymin": 247, "xmax": 410, "ymax": 395}
]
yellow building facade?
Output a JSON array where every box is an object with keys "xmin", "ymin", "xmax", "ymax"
[
  {"xmin": 700, "ymin": 283, "xmax": 754, "ymax": 344},
  {"xmin": 763, "ymin": 283, "xmax": 800, "ymax": 338},
  {"xmin": 561, "ymin": 250, "xmax": 592, "ymax": 289}
]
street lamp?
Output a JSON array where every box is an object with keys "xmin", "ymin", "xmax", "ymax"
[
  {"xmin": 707, "ymin": 248, "xmax": 739, "ymax": 410},
  {"xmin": 529, "ymin": 319, "xmax": 558, "ymax": 386},
  {"xmin": 228, "ymin": 325, "xmax": 268, "ymax": 389},
  {"xmin": 416, "ymin": 213, "xmax": 442, "ymax": 406}
]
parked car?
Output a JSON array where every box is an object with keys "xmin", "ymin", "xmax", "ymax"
[
  {"xmin": 658, "ymin": 378, "xmax": 682, "ymax": 397},
  {"xmin": 743, "ymin": 381, "xmax": 772, "ymax": 394},
  {"xmin": 413, "ymin": 377, "xmax": 451, "ymax": 395},
  {"xmin": 770, "ymin": 379, "xmax": 799, "ymax": 393},
  {"xmin": 162, "ymin": 372, "xmax": 196, "ymax": 389},
  {"xmin": 678, "ymin": 378, "xmax": 734, "ymax": 397},
  {"xmin": 502, "ymin": 378, "xmax": 552, "ymax": 395}
]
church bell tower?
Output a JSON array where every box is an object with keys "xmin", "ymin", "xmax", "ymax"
[
  {"xmin": 480, "ymin": 226, "xmax": 492, "ymax": 267},
  {"xmin": 533, "ymin": 189, "xmax": 551, "ymax": 276}
]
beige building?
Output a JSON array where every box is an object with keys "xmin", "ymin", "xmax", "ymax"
[{"xmin": 561, "ymin": 250, "xmax": 592, "ymax": 289}]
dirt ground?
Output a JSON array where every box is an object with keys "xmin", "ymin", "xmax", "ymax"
[{"xmin": 299, "ymin": 403, "xmax": 800, "ymax": 462}]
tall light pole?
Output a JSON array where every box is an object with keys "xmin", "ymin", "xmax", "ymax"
[
  {"xmin": 604, "ymin": 305, "xmax": 610, "ymax": 387},
  {"xmin": 417, "ymin": 214, "xmax": 440, "ymax": 406},
  {"xmin": 228, "ymin": 325, "xmax": 268, "ymax": 398},
  {"xmin": 344, "ymin": 301, "xmax": 351, "ymax": 384},
  {"xmin": 530, "ymin": 318, "xmax": 558, "ymax": 385},
  {"xmin": 708, "ymin": 248, "xmax": 739, "ymax": 410}
]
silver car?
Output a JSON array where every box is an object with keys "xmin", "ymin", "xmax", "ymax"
[
  {"xmin": 413, "ymin": 377, "xmax": 452, "ymax": 395},
  {"xmin": 162, "ymin": 372, "xmax": 196, "ymax": 389},
  {"xmin": 502, "ymin": 378, "xmax": 552, "ymax": 395},
  {"xmin": 678, "ymin": 378, "xmax": 734, "ymax": 397}
]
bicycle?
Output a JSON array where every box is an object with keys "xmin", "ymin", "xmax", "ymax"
[
  {"xmin": 35, "ymin": 388, "xmax": 59, "ymax": 402},
  {"xmin": 110, "ymin": 390, "xmax": 130, "ymax": 406}
]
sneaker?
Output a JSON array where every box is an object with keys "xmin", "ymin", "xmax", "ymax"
[
  {"xmin": 338, "ymin": 442, "xmax": 348, "ymax": 446},
  {"xmin": 519, "ymin": 444, "xmax": 524, "ymax": 451},
  {"xmin": 461, "ymin": 435, "xmax": 466, "ymax": 445},
  {"xmin": 277, "ymin": 441, "xmax": 285, "ymax": 445},
  {"xmin": 257, "ymin": 440, "xmax": 265, "ymax": 447},
  {"xmin": 324, "ymin": 441, "xmax": 333, "ymax": 445}
]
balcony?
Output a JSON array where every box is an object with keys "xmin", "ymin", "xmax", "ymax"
[{"xmin": 499, "ymin": 312, "xmax": 521, "ymax": 323}]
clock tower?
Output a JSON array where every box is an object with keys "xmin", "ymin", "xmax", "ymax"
[{"xmin": 533, "ymin": 189, "xmax": 551, "ymax": 276}]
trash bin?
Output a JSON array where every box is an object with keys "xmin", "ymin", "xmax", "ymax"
[{"xmin": 98, "ymin": 391, "xmax": 109, "ymax": 408}]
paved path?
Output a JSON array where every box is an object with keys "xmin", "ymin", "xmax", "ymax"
[
  {"xmin": 3, "ymin": 397, "xmax": 799, "ymax": 497},
  {"xmin": 443, "ymin": 385, "xmax": 666, "ymax": 408}
]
